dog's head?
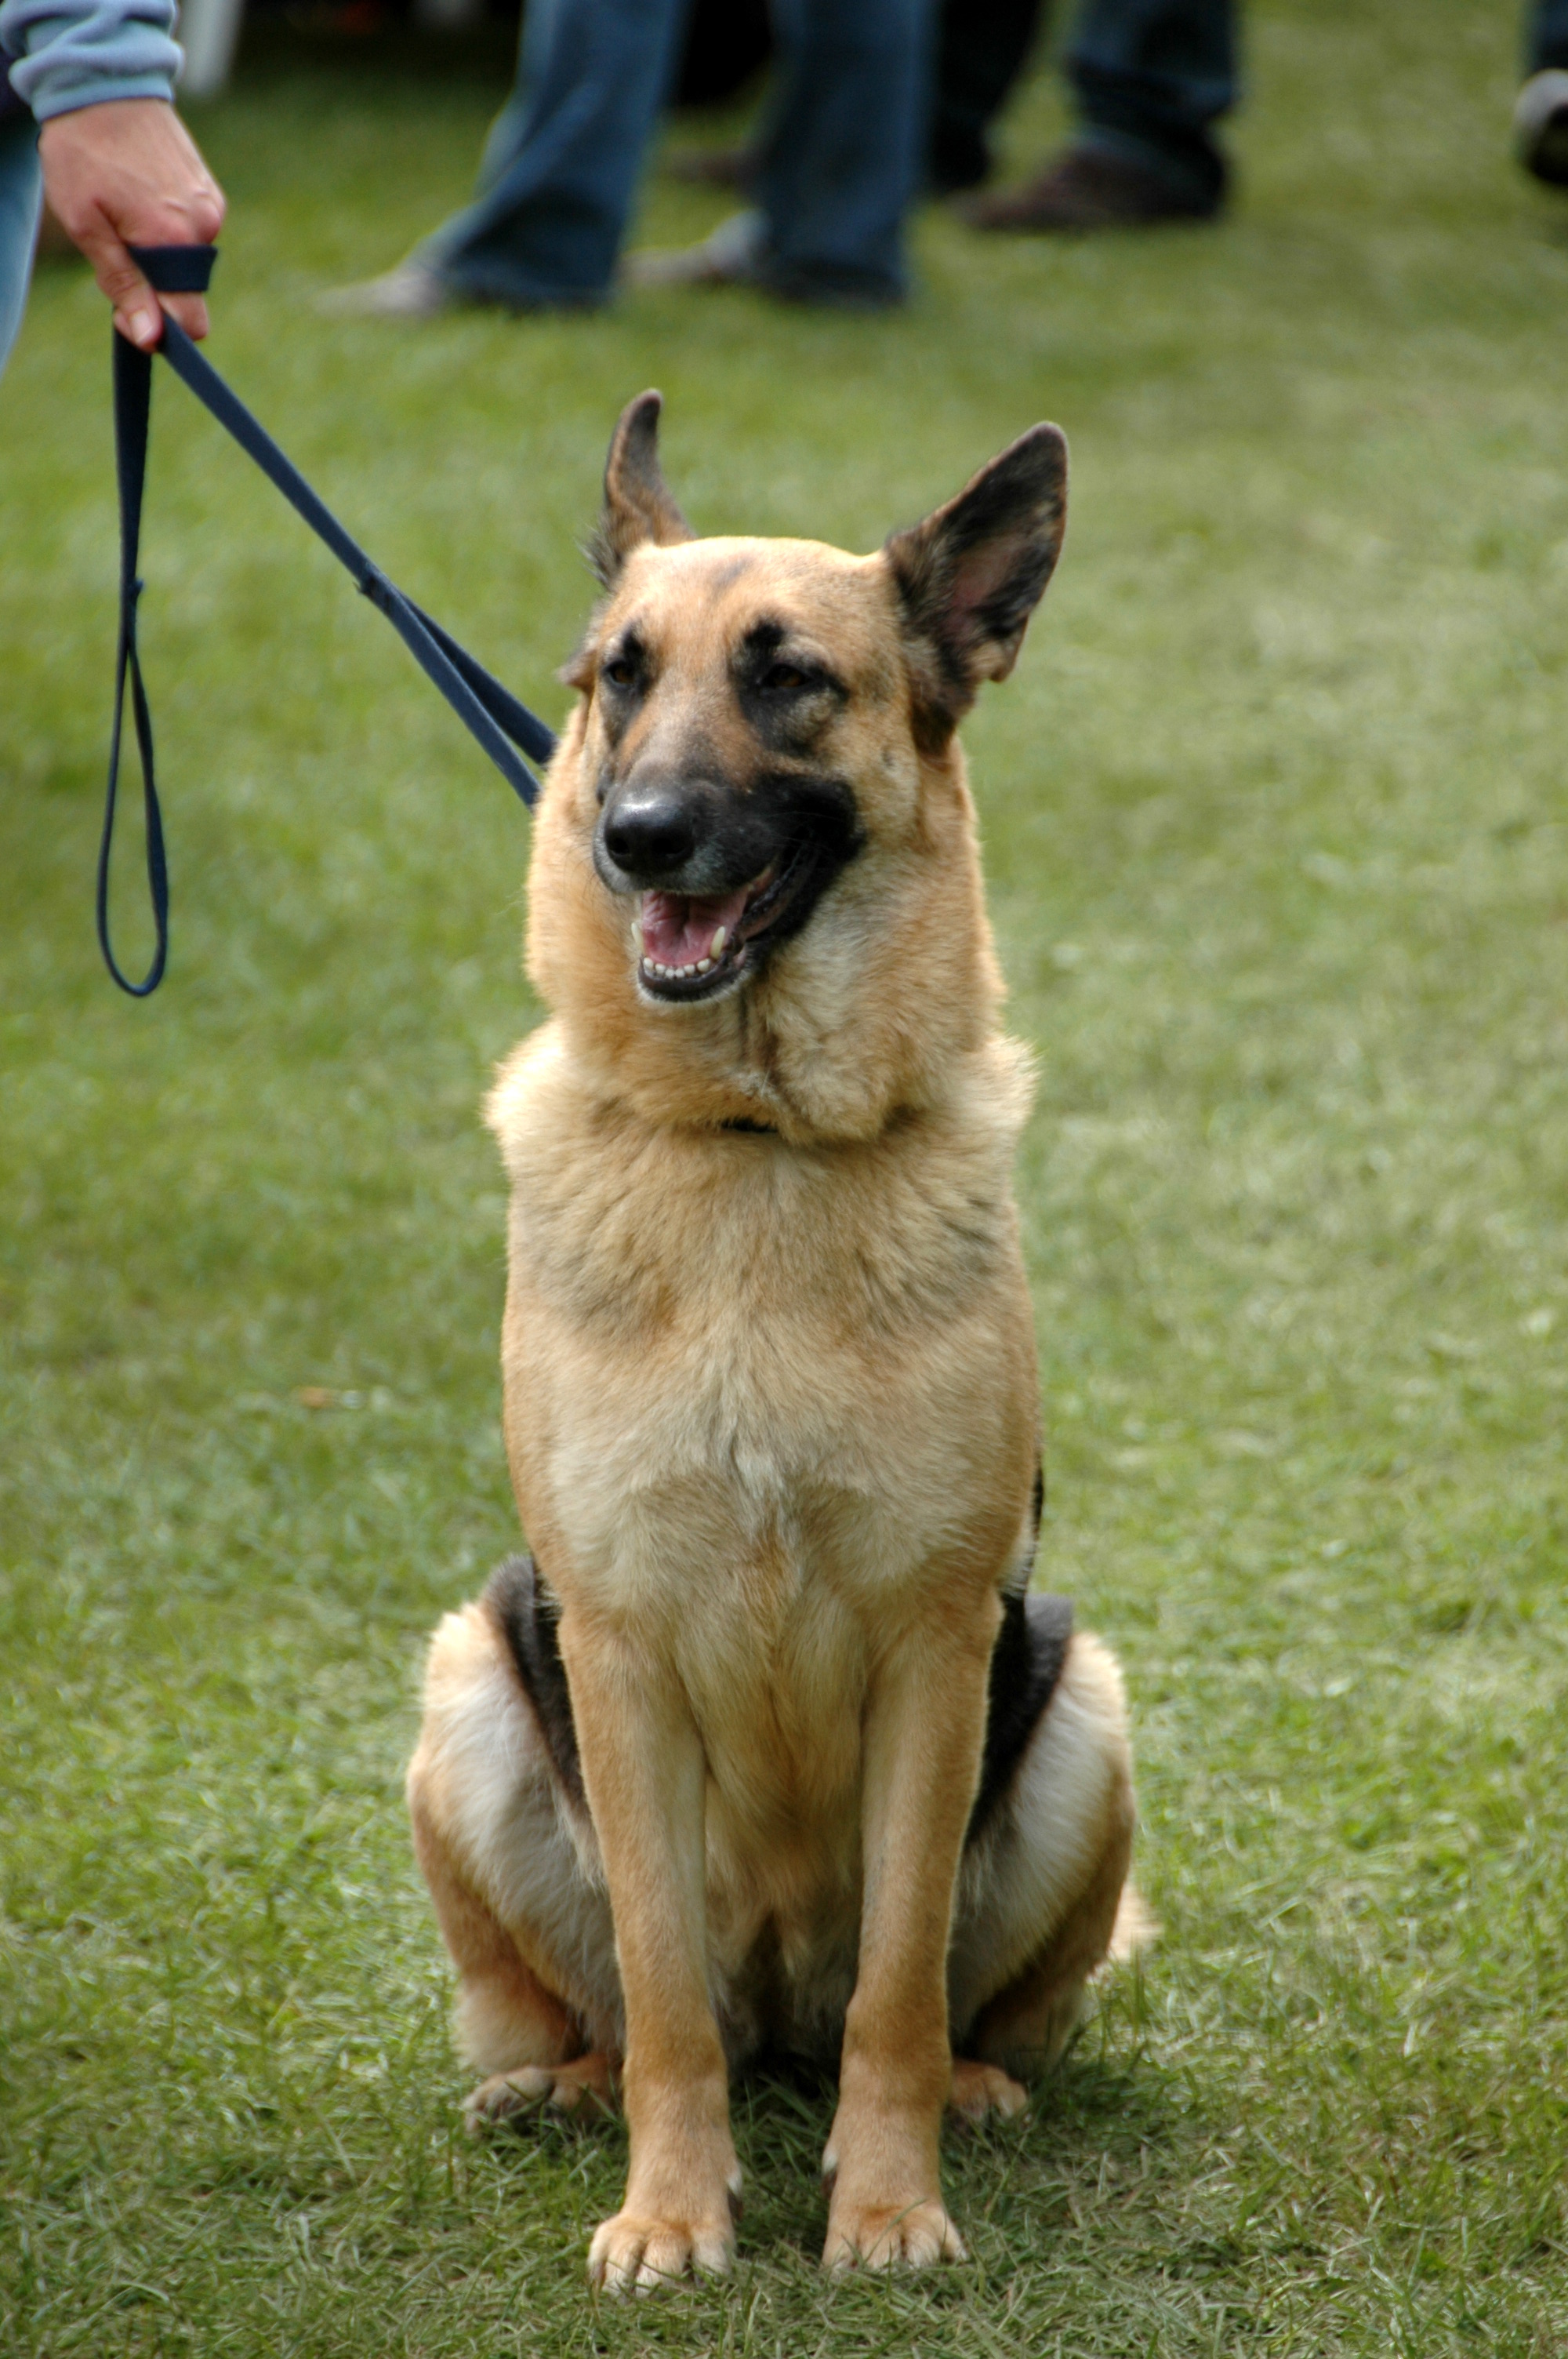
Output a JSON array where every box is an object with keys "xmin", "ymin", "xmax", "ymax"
[{"xmin": 526, "ymin": 394, "xmax": 1066, "ymax": 1140}]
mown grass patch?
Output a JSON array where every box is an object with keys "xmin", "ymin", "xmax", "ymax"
[{"xmin": 2, "ymin": 2, "xmax": 1566, "ymax": 2350}]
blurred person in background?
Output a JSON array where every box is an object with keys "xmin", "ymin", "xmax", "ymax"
[
  {"xmin": 327, "ymin": 0, "xmax": 934, "ymax": 316},
  {"xmin": 0, "ymin": 0, "xmax": 223, "ymax": 376}
]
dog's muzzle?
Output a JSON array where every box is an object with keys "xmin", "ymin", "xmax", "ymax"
[{"xmin": 593, "ymin": 769, "xmax": 864, "ymax": 1006}]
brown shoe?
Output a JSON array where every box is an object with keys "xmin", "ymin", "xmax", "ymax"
[{"xmin": 962, "ymin": 144, "xmax": 1221, "ymax": 232}]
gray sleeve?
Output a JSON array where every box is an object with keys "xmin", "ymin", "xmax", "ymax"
[{"xmin": 0, "ymin": 0, "xmax": 181, "ymax": 122}]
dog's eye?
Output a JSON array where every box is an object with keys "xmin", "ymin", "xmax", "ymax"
[
  {"xmin": 760, "ymin": 661, "xmax": 811, "ymax": 693},
  {"xmin": 602, "ymin": 655, "xmax": 638, "ymax": 690}
]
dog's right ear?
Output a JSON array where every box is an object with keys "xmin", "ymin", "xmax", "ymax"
[{"xmin": 590, "ymin": 391, "xmax": 695, "ymax": 588}]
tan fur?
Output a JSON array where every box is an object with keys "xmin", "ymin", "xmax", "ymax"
[{"xmin": 408, "ymin": 402, "xmax": 1145, "ymax": 2289}]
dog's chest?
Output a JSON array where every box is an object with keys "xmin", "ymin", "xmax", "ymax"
[
  {"xmin": 512, "ymin": 1130, "xmax": 1018, "ymax": 1613},
  {"xmin": 492, "ymin": 1036, "xmax": 1033, "ymax": 1797}
]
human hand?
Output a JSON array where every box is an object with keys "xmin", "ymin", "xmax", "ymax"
[{"xmin": 37, "ymin": 98, "xmax": 225, "ymax": 347}]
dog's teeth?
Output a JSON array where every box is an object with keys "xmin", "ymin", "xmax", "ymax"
[
  {"xmin": 632, "ymin": 918, "xmax": 643, "ymax": 951},
  {"xmin": 710, "ymin": 925, "xmax": 728, "ymax": 958},
  {"xmin": 697, "ymin": 957, "xmax": 713, "ymax": 973}
]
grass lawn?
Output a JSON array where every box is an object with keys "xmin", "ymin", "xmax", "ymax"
[{"xmin": 2, "ymin": 1, "xmax": 1566, "ymax": 2349}]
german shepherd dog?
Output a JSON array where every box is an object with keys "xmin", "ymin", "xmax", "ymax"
[{"xmin": 407, "ymin": 395, "xmax": 1145, "ymax": 2290}]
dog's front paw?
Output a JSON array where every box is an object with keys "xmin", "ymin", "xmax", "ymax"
[
  {"xmin": 587, "ymin": 2204, "xmax": 736, "ymax": 2295},
  {"xmin": 465, "ymin": 2052, "xmax": 618, "ymax": 2133},
  {"xmin": 822, "ymin": 2194, "xmax": 966, "ymax": 2273},
  {"xmin": 821, "ymin": 2090, "xmax": 962, "ymax": 2272}
]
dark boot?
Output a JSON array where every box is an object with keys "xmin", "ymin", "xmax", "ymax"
[{"xmin": 962, "ymin": 142, "xmax": 1224, "ymax": 231}]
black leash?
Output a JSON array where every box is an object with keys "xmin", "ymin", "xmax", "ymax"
[{"xmin": 99, "ymin": 244, "xmax": 556, "ymax": 997}]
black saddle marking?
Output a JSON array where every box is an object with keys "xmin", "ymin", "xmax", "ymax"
[
  {"xmin": 966, "ymin": 1587, "xmax": 1074, "ymax": 1845},
  {"xmin": 485, "ymin": 1555, "xmax": 585, "ymax": 1812},
  {"xmin": 485, "ymin": 1548, "xmax": 1073, "ymax": 1852}
]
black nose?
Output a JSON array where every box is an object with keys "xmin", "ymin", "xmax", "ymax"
[{"xmin": 601, "ymin": 789, "xmax": 700, "ymax": 880}]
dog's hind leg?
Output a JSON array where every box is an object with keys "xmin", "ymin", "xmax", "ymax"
[
  {"xmin": 407, "ymin": 1582, "xmax": 623, "ymax": 2130},
  {"xmin": 948, "ymin": 1620, "xmax": 1149, "ymax": 2093}
]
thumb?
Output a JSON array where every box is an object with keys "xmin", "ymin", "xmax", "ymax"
[{"xmin": 71, "ymin": 207, "xmax": 164, "ymax": 348}]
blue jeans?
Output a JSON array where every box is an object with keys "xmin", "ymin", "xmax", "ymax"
[
  {"xmin": 0, "ymin": 106, "xmax": 42, "ymax": 377},
  {"xmin": 1530, "ymin": 0, "xmax": 1568, "ymax": 70},
  {"xmin": 423, "ymin": 0, "xmax": 933, "ymax": 307},
  {"xmin": 752, "ymin": 0, "xmax": 934, "ymax": 302},
  {"xmin": 1066, "ymin": 0, "xmax": 1236, "ymax": 208}
]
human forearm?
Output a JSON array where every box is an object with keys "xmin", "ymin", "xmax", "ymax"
[{"xmin": 0, "ymin": 0, "xmax": 179, "ymax": 120}]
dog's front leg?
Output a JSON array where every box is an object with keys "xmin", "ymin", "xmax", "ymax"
[
  {"xmin": 822, "ymin": 1598, "xmax": 1000, "ymax": 2272},
  {"xmin": 557, "ymin": 1616, "xmax": 740, "ymax": 2292}
]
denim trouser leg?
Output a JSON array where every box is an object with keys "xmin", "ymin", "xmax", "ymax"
[
  {"xmin": 1528, "ymin": 0, "xmax": 1568, "ymax": 73},
  {"xmin": 1065, "ymin": 0, "xmax": 1236, "ymax": 207},
  {"xmin": 753, "ymin": 0, "xmax": 936, "ymax": 304},
  {"xmin": 0, "ymin": 110, "xmax": 42, "ymax": 378},
  {"xmin": 420, "ymin": 0, "xmax": 692, "ymax": 306}
]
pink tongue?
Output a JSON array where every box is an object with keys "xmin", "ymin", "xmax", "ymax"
[{"xmin": 640, "ymin": 887, "xmax": 750, "ymax": 968}]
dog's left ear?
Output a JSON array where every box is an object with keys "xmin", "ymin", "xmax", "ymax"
[
  {"xmin": 884, "ymin": 423, "xmax": 1067, "ymax": 733},
  {"xmin": 590, "ymin": 390, "xmax": 695, "ymax": 587}
]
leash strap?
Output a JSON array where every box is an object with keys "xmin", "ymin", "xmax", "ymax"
[{"xmin": 99, "ymin": 245, "xmax": 556, "ymax": 996}]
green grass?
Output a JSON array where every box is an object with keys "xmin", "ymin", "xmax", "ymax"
[{"xmin": 2, "ymin": 2, "xmax": 1566, "ymax": 2348}]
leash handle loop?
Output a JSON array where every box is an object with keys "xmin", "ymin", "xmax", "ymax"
[
  {"xmin": 129, "ymin": 242, "xmax": 217, "ymax": 294},
  {"xmin": 97, "ymin": 327, "xmax": 167, "ymax": 995},
  {"xmin": 97, "ymin": 245, "xmax": 555, "ymax": 996}
]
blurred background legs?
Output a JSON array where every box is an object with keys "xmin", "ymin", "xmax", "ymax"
[
  {"xmin": 666, "ymin": 0, "xmax": 1047, "ymax": 206},
  {"xmin": 749, "ymin": 0, "xmax": 935, "ymax": 303},
  {"xmin": 628, "ymin": 0, "xmax": 935, "ymax": 306},
  {"xmin": 421, "ymin": 0, "xmax": 690, "ymax": 306},
  {"xmin": 329, "ymin": 0, "xmax": 931, "ymax": 314},
  {"xmin": 667, "ymin": 0, "xmax": 1236, "ymax": 236},
  {"xmin": 326, "ymin": 0, "xmax": 692, "ymax": 313},
  {"xmin": 928, "ymin": 0, "xmax": 1044, "ymax": 195},
  {"xmin": 965, "ymin": 0, "xmax": 1236, "ymax": 230}
]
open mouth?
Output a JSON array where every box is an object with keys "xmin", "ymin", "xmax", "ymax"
[{"xmin": 634, "ymin": 852, "xmax": 810, "ymax": 1002}]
